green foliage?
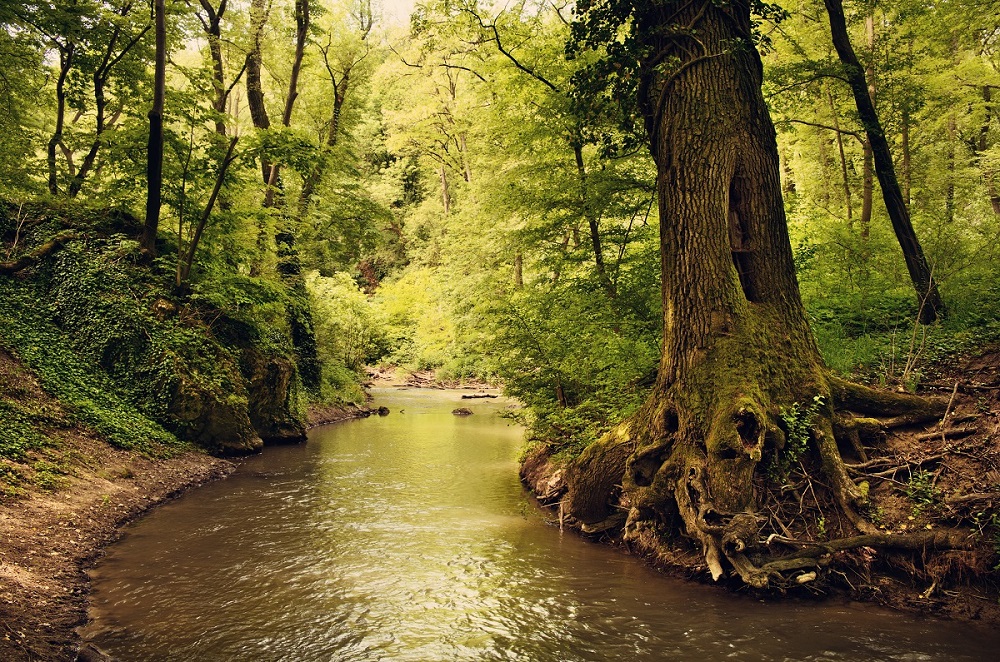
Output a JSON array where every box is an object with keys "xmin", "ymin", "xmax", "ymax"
[
  {"xmin": 767, "ymin": 395, "xmax": 824, "ymax": 482},
  {"xmin": 484, "ymin": 282, "xmax": 660, "ymax": 456},
  {"xmin": 306, "ymin": 270, "xmax": 384, "ymax": 403},
  {"xmin": 32, "ymin": 459, "xmax": 70, "ymax": 491},
  {"xmin": 905, "ymin": 469, "xmax": 941, "ymax": 515},
  {"xmin": 973, "ymin": 511, "xmax": 1000, "ymax": 572},
  {"xmin": 0, "ymin": 274, "xmax": 182, "ymax": 454},
  {"xmin": 0, "ymin": 401, "xmax": 52, "ymax": 461}
]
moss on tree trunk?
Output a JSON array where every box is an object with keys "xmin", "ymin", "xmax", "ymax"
[{"xmin": 557, "ymin": 0, "xmax": 955, "ymax": 588}]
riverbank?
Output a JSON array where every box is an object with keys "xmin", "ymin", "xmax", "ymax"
[
  {"xmin": 0, "ymin": 443, "xmax": 232, "ymax": 662},
  {"xmin": 520, "ymin": 345, "xmax": 1000, "ymax": 627},
  {"xmin": 0, "ymin": 406, "xmax": 372, "ymax": 662},
  {"xmin": 0, "ymin": 357, "xmax": 366, "ymax": 662}
]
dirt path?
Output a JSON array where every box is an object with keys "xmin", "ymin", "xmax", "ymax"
[{"xmin": 0, "ymin": 444, "xmax": 232, "ymax": 661}]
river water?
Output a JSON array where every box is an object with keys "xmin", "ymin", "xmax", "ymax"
[{"xmin": 85, "ymin": 389, "xmax": 997, "ymax": 660}]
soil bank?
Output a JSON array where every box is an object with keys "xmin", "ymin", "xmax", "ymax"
[{"xmin": 0, "ymin": 443, "xmax": 232, "ymax": 661}]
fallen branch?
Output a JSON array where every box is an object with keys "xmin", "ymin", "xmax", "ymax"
[
  {"xmin": 915, "ymin": 427, "xmax": 977, "ymax": 442},
  {"xmin": 945, "ymin": 492, "xmax": 1000, "ymax": 505},
  {"xmin": 0, "ymin": 231, "xmax": 78, "ymax": 274}
]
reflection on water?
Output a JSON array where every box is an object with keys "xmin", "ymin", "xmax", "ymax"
[{"xmin": 86, "ymin": 389, "xmax": 998, "ymax": 660}]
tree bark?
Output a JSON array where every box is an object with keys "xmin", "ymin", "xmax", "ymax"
[
  {"xmin": 47, "ymin": 43, "xmax": 74, "ymax": 195},
  {"xmin": 141, "ymin": 0, "xmax": 166, "ymax": 257},
  {"xmin": 823, "ymin": 0, "xmax": 943, "ymax": 323},
  {"xmin": 246, "ymin": 0, "xmax": 272, "ymax": 182}
]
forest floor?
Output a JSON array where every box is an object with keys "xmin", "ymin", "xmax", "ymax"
[{"xmin": 522, "ymin": 343, "xmax": 1000, "ymax": 626}]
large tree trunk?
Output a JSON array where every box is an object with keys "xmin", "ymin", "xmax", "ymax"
[
  {"xmin": 555, "ymin": 0, "xmax": 949, "ymax": 589},
  {"xmin": 823, "ymin": 0, "xmax": 943, "ymax": 323}
]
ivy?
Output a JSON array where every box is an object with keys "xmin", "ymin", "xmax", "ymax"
[{"xmin": 767, "ymin": 395, "xmax": 825, "ymax": 482}]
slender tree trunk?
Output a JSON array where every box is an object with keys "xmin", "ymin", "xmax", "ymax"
[
  {"xmin": 574, "ymin": 142, "xmax": 613, "ymax": 297},
  {"xmin": 968, "ymin": 86, "xmax": 1000, "ymax": 215},
  {"xmin": 198, "ymin": 0, "xmax": 229, "ymax": 136},
  {"xmin": 945, "ymin": 114, "xmax": 956, "ymax": 224},
  {"xmin": 439, "ymin": 166, "xmax": 451, "ymax": 215},
  {"xmin": 141, "ymin": 0, "xmax": 166, "ymax": 256},
  {"xmin": 459, "ymin": 134, "xmax": 472, "ymax": 183},
  {"xmin": 823, "ymin": 0, "xmax": 943, "ymax": 323},
  {"xmin": 860, "ymin": 139, "xmax": 873, "ymax": 239},
  {"xmin": 47, "ymin": 44, "xmax": 74, "ymax": 195},
  {"xmin": 69, "ymin": 66, "xmax": 112, "ymax": 197},
  {"xmin": 179, "ymin": 136, "xmax": 239, "ymax": 284},
  {"xmin": 901, "ymin": 106, "xmax": 911, "ymax": 209},
  {"xmin": 514, "ymin": 252, "xmax": 523, "ymax": 288},
  {"xmin": 246, "ymin": 0, "xmax": 272, "ymax": 183},
  {"xmin": 827, "ymin": 89, "xmax": 853, "ymax": 223}
]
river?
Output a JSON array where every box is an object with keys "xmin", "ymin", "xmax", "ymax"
[{"xmin": 84, "ymin": 389, "xmax": 997, "ymax": 660}]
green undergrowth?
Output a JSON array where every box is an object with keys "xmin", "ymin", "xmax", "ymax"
[
  {"xmin": 0, "ymin": 201, "xmax": 313, "ymax": 456},
  {"xmin": 806, "ymin": 283, "xmax": 1000, "ymax": 385},
  {"xmin": 0, "ymin": 277, "xmax": 182, "ymax": 456}
]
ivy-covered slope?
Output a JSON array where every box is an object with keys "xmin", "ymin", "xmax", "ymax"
[{"xmin": 0, "ymin": 202, "xmax": 307, "ymax": 464}]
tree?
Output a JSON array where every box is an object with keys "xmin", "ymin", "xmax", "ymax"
[
  {"xmin": 560, "ymin": 0, "xmax": 953, "ymax": 587},
  {"xmin": 297, "ymin": 0, "xmax": 374, "ymax": 218},
  {"xmin": 822, "ymin": 0, "xmax": 943, "ymax": 323},
  {"xmin": 141, "ymin": 0, "xmax": 166, "ymax": 256}
]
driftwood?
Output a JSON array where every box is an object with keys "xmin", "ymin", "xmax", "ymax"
[{"xmin": 461, "ymin": 393, "xmax": 498, "ymax": 399}]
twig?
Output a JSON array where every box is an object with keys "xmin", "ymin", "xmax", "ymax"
[{"xmin": 940, "ymin": 381, "xmax": 959, "ymax": 444}]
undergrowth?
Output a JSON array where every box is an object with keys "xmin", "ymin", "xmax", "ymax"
[{"xmin": 0, "ymin": 276, "xmax": 182, "ymax": 455}]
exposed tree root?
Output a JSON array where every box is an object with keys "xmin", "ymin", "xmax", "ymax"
[{"xmin": 562, "ymin": 376, "xmax": 980, "ymax": 588}]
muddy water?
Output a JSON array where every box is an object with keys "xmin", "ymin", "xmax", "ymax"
[{"xmin": 85, "ymin": 389, "xmax": 996, "ymax": 661}]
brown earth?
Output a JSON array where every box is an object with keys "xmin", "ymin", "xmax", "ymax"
[
  {"xmin": 0, "ymin": 442, "xmax": 231, "ymax": 662},
  {"xmin": 522, "ymin": 344, "xmax": 1000, "ymax": 626}
]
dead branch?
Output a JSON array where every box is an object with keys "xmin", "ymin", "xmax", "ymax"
[{"xmin": 0, "ymin": 231, "xmax": 78, "ymax": 274}]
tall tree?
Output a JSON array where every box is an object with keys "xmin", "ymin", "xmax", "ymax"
[
  {"xmin": 141, "ymin": 0, "xmax": 166, "ymax": 256},
  {"xmin": 297, "ymin": 0, "xmax": 373, "ymax": 218},
  {"xmin": 246, "ymin": 0, "xmax": 272, "ymax": 182},
  {"xmin": 823, "ymin": 0, "xmax": 944, "ymax": 323},
  {"xmin": 263, "ymin": 0, "xmax": 310, "ymax": 207},
  {"xmin": 560, "ymin": 0, "xmax": 950, "ymax": 587}
]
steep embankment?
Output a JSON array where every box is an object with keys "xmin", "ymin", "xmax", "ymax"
[{"xmin": 521, "ymin": 347, "xmax": 1000, "ymax": 624}]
